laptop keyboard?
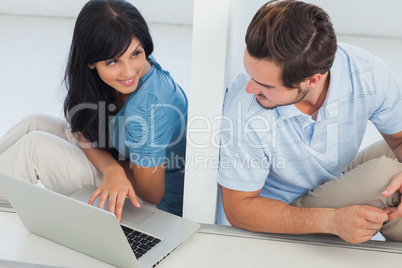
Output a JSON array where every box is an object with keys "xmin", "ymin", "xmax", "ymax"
[{"xmin": 121, "ymin": 225, "xmax": 162, "ymax": 259}]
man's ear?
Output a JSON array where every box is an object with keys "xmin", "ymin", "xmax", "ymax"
[{"xmin": 307, "ymin": 73, "xmax": 322, "ymax": 89}]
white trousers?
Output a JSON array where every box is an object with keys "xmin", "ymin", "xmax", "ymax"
[{"xmin": 0, "ymin": 113, "xmax": 103, "ymax": 201}]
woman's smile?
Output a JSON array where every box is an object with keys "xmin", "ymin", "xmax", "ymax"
[
  {"xmin": 90, "ymin": 38, "xmax": 151, "ymax": 95},
  {"xmin": 117, "ymin": 76, "xmax": 137, "ymax": 86}
]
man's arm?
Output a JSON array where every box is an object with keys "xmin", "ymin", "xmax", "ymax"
[
  {"xmin": 381, "ymin": 131, "xmax": 402, "ymax": 162},
  {"xmin": 380, "ymin": 131, "xmax": 402, "ymax": 220},
  {"xmin": 221, "ymin": 186, "xmax": 388, "ymax": 244}
]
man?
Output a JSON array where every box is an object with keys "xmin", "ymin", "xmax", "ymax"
[{"xmin": 217, "ymin": 0, "xmax": 402, "ymax": 244}]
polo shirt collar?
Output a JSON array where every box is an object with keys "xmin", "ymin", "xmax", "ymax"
[
  {"xmin": 324, "ymin": 48, "xmax": 353, "ymax": 105},
  {"xmin": 276, "ymin": 48, "xmax": 353, "ymax": 118}
]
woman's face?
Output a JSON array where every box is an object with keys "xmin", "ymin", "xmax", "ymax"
[{"xmin": 90, "ymin": 38, "xmax": 151, "ymax": 96}]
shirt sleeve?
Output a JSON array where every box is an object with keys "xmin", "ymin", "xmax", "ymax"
[
  {"xmin": 217, "ymin": 74, "xmax": 271, "ymax": 192},
  {"xmin": 124, "ymin": 91, "xmax": 173, "ymax": 167},
  {"xmin": 370, "ymin": 61, "xmax": 402, "ymax": 135}
]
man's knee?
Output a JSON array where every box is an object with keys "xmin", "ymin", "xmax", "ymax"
[
  {"xmin": 363, "ymin": 156, "xmax": 402, "ymax": 190},
  {"xmin": 362, "ymin": 156, "xmax": 402, "ymax": 209},
  {"xmin": 293, "ymin": 156, "xmax": 402, "ymax": 209}
]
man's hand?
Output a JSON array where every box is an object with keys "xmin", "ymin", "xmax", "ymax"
[
  {"xmin": 221, "ymin": 186, "xmax": 390, "ymax": 244},
  {"xmin": 88, "ymin": 165, "xmax": 141, "ymax": 222},
  {"xmin": 382, "ymin": 172, "xmax": 402, "ymax": 220},
  {"xmin": 331, "ymin": 205, "xmax": 388, "ymax": 244}
]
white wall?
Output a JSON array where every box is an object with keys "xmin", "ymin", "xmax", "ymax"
[
  {"xmin": 9, "ymin": 0, "xmax": 402, "ymax": 35},
  {"xmin": 224, "ymin": 0, "xmax": 255, "ymax": 86},
  {"xmin": 306, "ymin": 0, "xmax": 402, "ymax": 38},
  {"xmin": 223, "ymin": 0, "xmax": 402, "ymax": 84},
  {"xmin": 0, "ymin": 0, "xmax": 194, "ymax": 25},
  {"xmin": 249, "ymin": 0, "xmax": 402, "ymax": 38}
]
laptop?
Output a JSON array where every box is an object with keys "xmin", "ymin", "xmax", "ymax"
[{"xmin": 0, "ymin": 173, "xmax": 200, "ymax": 268}]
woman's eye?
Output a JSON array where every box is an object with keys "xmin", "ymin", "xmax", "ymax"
[
  {"xmin": 132, "ymin": 50, "xmax": 143, "ymax": 57},
  {"xmin": 105, "ymin": 59, "xmax": 117, "ymax": 66}
]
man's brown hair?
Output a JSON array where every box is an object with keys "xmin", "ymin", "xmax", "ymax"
[{"xmin": 245, "ymin": 0, "xmax": 337, "ymax": 88}]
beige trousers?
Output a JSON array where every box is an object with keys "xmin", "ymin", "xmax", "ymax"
[
  {"xmin": 0, "ymin": 113, "xmax": 103, "ymax": 201},
  {"xmin": 292, "ymin": 140, "xmax": 402, "ymax": 241}
]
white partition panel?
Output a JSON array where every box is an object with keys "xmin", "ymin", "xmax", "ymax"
[
  {"xmin": 183, "ymin": 0, "xmax": 262, "ymax": 223},
  {"xmin": 182, "ymin": 0, "xmax": 231, "ymax": 223}
]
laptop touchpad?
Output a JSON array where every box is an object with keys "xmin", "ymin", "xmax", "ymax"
[
  {"xmin": 120, "ymin": 200, "xmax": 156, "ymax": 225},
  {"xmin": 70, "ymin": 185, "xmax": 155, "ymax": 225},
  {"xmin": 93, "ymin": 198, "xmax": 155, "ymax": 225}
]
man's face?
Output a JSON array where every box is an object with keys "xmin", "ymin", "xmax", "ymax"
[{"xmin": 243, "ymin": 48, "xmax": 309, "ymax": 110}]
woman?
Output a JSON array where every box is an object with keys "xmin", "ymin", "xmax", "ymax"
[{"xmin": 0, "ymin": 0, "xmax": 187, "ymax": 220}]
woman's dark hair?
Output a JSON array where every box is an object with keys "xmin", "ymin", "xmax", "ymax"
[
  {"xmin": 245, "ymin": 0, "xmax": 337, "ymax": 89},
  {"xmin": 64, "ymin": 0, "xmax": 153, "ymax": 145}
]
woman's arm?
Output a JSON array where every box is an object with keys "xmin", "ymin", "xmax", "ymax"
[
  {"xmin": 120, "ymin": 160, "xmax": 165, "ymax": 205},
  {"xmin": 82, "ymin": 145, "xmax": 140, "ymax": 222},
  {"xmin": 78, "ymin": 133, "xmax": 166, "ymax": 221}
]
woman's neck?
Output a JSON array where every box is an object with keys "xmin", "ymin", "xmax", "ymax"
[{"xmin": 115, "ymin": 91, "xmax": 128, "ymax": 112}]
